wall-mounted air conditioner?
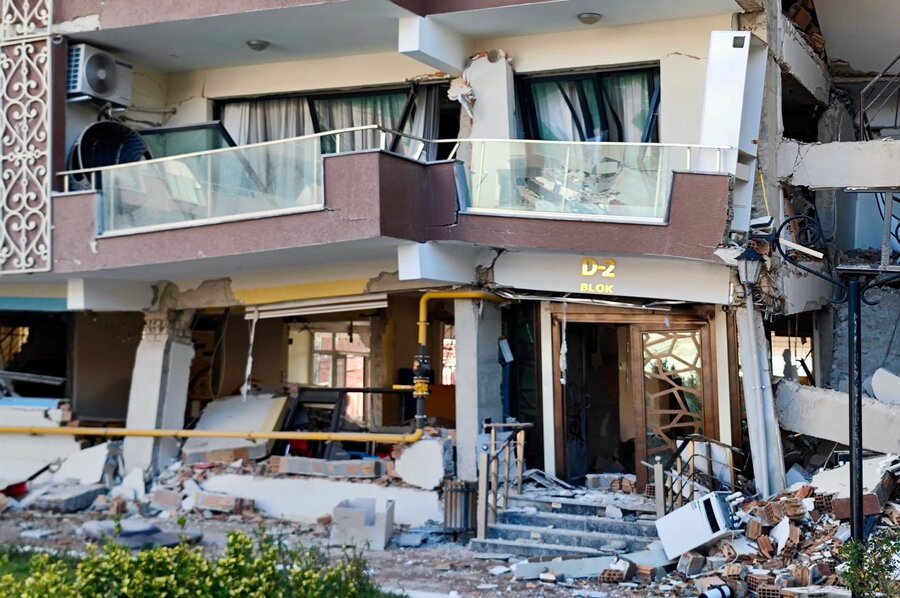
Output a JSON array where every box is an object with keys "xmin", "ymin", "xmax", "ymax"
[{"xmin": 66, "ymin": 43, "xmax": 133, "ymax": 109}]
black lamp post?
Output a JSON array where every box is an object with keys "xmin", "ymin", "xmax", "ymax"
[{"xmin": 739, "ymin": 215, "xmax": 900, "ymax": 553}]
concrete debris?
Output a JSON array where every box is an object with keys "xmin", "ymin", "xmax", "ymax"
[
  {"xmin": 268, "ymin": 455, "xmax": 385, "ymax": 479},
  {"xmin": 512, "ymin": 556, "xmax": 615, "ymax": 581},
  {"xmin": 181, "ymin": 394, "xmax": 288, "ymax": 465},
  {"xmin": 775, "ymin": 381, "xmax": 900, "ymax": 453},
  {"xmin": 394, "ymin": 437, "xmax": 453, "ymax": 490},
  {"xmin": 329, "ymin": 498, "xmax": 395, "ymax": 551},
  {"xmin": 810, "ymin": 455, "xmax": 898, "ymax": 520},
  {"xmin": 51, "ymin": 442, "xmax": 109, "ymax": 486},
  {"xmin": 871, "ymin": 367, "xmax": 900, "ymax": 406},
  {"xmin": 111, "ymin": 468, "xmax": 147, "ymax": 502},
  {"xmin": 194, "ymin": 490, "xmax": 250, "ymax": 514},
  {"xmin": 34, "ymin": 483, "xmax": 107, "ymax": 513}
]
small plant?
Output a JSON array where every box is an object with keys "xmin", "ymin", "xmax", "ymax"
[
  {"xmin": 0, "ymin": 531, "xmax": 393, "ymax": 598},
  {"xmin": 839, "ymin": 530, "xmax": 900, "ymax": 597}
]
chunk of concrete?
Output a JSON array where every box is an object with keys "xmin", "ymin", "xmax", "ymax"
[
  {"xmin": 35, "ymin": 483, "xmax": 107, "ymax": 513},
  {"xmin": 82, "ymin": 519, "xmax": 161, "ymax": 540},
  {"xmin": 268, "ymin": 455, "xmax": 385, "ymax": 479},
  {"xmin": 202, "ymin": 473, "xmax": 442, "ymax": 526},
  {"xmin": 775, "ymin": 381, "xmax": 900, "ymax": 454},
  {"xmin": 394, "ymin": 438, "xmax": 453, "ymax": 490},
  {"xmin": 329, "ymin": 497, "xmax": 394, "ymax": 551},
  {"xmin": 52, "ymin": 442, "xmax": 109, "ymax": 486},
  {"xmin": 872, "ymin": 368, "xmax": 900, "ymax": 406},
  {"xmin": 181, "ymin": 394, "xmax": 287, "ymax": 465},
  {"xmin": 111, "ymin": 468, "xmax": 146, "ymax": 502},
  {"xmin": 194, "ymin": 491, "xmax": 248, "ymax": 513},
  {"xmin": 512, "ymin": 556, "xmax": 615, "ymax": 580},
  {"xmin": 810, "ymin": 456, "xmax": 897, "ymax": 519}
]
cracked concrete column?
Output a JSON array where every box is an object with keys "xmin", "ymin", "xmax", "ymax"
[
  {"xmin": 454, "ymin": 299, "xmax": 503, "ymax": 482},
  {"xmin": 123, "ymin": 310, "xmax": 195, "ymax": 473}
]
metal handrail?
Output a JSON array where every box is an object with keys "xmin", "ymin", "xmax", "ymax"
[
  {"xmin": 476, "ymin": 422, "xmax": 531, "ymax": 540},
  {"xmin": 858, "ymin": 49, "xmax": 900, "ymax": 140}
]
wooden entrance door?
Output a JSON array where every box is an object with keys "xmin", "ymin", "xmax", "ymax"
[{"xmin": 550, "ymin": 305, "xmax": 719, "ymax": 488}]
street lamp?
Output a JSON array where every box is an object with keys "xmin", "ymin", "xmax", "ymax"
[
  {"xmin": 736, "ymin": 246, "xmax": 764, "ymax": 286},
  {"xmin": 746, "ymin": 214, "xmax": 900, "ymax": 554}
]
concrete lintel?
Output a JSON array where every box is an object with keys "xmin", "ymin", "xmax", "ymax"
[
  {"xmin": 398, "ymin": 16, "xmax": 468, "ymax": 75},
  {"xmin": 778, "ymin": 139, "xmax": 900, "ymax": 190},
  {"xmin": 67, "ymin": 278, "xmax": 154, "ymax": 311},
  {"xmin": 776, "ymin": 13, "xmax": 829, "ymax": 103}
]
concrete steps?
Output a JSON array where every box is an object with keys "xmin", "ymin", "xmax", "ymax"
[
  {"xmin": 468, "ymin": 537, "xmax": 606, "ymax": 558},
  {"xmin": 506, "ymin": 493, "xmax": 657, "ymax": 516},
  {"xmin": 499, "ymin": 509, "xmax": 658, "ymax": 538},
  {"xmin": 486, "ymin": 523, "xmax": 653, "ymax": 553},
  {"xmin": 469, "ymin": 492, "xmax": 659, "ymax": 558}
]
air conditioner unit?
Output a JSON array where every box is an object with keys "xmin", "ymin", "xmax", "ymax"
[{"xmin": 66, "ymin": 43, "xmax": 133, "ymax": 108}]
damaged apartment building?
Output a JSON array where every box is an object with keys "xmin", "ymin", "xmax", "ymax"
[{"xmin": 0, "ymin": 0, "xmax": 898, "ymax": 566}]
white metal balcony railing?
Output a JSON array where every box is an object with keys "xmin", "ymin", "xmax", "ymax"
[{"xmin": 57, "ymin": 125, "xmax": 734, "ymax": 236}]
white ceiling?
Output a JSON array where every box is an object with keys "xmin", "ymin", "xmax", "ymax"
[
  {"xmin": 69, "ymin": 0, "xmax": 745, "ymax": 73},
  {"xmin": 815, "ymin": 0, "xmax": 900, "ymax": 74},
  {"xmin": 433, "ymin": 0, "xmax": 743, "ymax": 39},
  {"xmin": 69, "ymin": 0, "xmax": 413, "ymax": 72}
]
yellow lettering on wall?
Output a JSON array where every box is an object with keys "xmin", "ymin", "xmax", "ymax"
[{"xmin": 581, "ymin": 257, "xmax": 599, "ymax": 276}]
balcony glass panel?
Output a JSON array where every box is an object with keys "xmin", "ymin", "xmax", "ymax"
[
  {"xmin": 100, "ymin": 135, "xmax": 323, "ymax": 233},
  {"xmin": 462, "ymin": 141, "xmax": 721, "ymax": 224}
]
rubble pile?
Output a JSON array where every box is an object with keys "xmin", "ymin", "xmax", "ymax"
[{"xmin": 495, "ymin": 456, "xmax": 899, "ymax": 597}]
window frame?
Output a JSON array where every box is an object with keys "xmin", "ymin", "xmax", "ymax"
[{"xmin": 516, "ymin": 64, "xmax": 661, "ymax": 143}]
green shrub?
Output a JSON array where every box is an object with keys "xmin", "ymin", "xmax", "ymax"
[
  {"xmin": 0, "ymin": 530, "xmax": 392, "ymax": 598},
  {"xmin": 839, "ymin": 530, "xmax": 900, "ymax": 597}
]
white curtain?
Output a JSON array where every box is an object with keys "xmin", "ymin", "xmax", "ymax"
[
  {"xmin": 312, "ymin": 92, "xmax": 408, "ymax": 152},
  {"xmin": 530, "ymin": 80, "xmax": 601, "ymax": 142},
  {"xmin": 219, "ymin": 98, "xmax": 319, "ymax": 208},
  {"xmin": 601, "ymin": 73, "xmax": 651, "ymax": 143},
  {"xmin": 221, "ymin": 98, "xmax": 314, "ymax": 145}
]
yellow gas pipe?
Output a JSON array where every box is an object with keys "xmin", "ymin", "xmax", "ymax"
[
  {"xmin": 0, "ymin": 425, "xmax": 423, "ymax": 443},
  {"xmin": 0, "ymin": 292, "xmax": 504, "ymax": 445},
  {"xmin": 398, "ymin": 290, "xmax": 507, "ymax": 428}
]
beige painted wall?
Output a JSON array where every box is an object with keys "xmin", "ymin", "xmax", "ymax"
[
  {"xmin": 165, "ymin": 52, "xmax": 430, "ymax": 126},
  {"xmin": 160, "ymin": 13, "xmax": 732, "ymax": 144}
]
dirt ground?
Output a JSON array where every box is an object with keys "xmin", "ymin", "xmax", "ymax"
[{"xmin": 0, "ymin": 510, "xmax": 671, "ymax": 597}]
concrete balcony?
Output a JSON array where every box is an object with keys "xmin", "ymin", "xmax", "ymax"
[{"xmin": 52, "ymin": 131, "xmax": 735, "ymax": 279}]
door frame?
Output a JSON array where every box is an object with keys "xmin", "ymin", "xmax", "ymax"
[{"xmin": 548, "ymin": 304, "xmax": 719, "ymax": 488}]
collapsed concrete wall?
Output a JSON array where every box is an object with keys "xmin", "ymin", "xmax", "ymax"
[{"xmin": 830, "ymin": 287, "xmax": 900, "ymax": 391}]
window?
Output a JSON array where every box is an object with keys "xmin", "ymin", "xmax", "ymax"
[
  {"xmin": 311, "ymin": 328, "xmax": 370, "ymax": 421},
  {"xmin": 518, "ymin": 67, "xmax": 660, "ymax": 143},
  {"xmin": 440, "ymin": 323, "xmax": 456, "ymax": 385},
  {"xmin": 215, "ymin": 83, "xmax": 455, "ymax": 158}
]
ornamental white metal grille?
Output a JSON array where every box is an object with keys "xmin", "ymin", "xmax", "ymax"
[{"xmin": 0, "ymin": 0, "xmax": 52, "ymax": 273}]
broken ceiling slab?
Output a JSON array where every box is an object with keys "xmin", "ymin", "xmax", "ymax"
[
  {"xmin": 810, "ymin": 455, "xmax": 898, "ymax": 520},
  {"xmin": 181, "ymin": 394, "xmax": 287, "ymax": 465},
  {"xmin": 775, "ymin": 380, "xmax": 900, "ymax": 454},
  {"xmin": 511, "ymin": 555, "xmax": 616, "ymax": 581},
  {"xmin": 52, "ymin": 442, "xmax": 108, "ymax": 486},
  {"xmin": 0, "ymin": 400, "xmax": 82, "ymax": 490}
]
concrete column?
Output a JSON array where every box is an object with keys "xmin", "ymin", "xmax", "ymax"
[
  {"xmin": 735, "ymin": 303, "xmax": 785, "ymax": 497},
  {"xmin": 123, "ymin": 310, "xmax": 195, "ymax": 474},
  {"xmin": 454, "ymin": 299, "xmax": 503, "ymax": 481}
]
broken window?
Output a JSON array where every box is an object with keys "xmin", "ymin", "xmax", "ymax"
[{"xmin": 517, "ymin": 67, "xmax": 660, "ymax": 143}]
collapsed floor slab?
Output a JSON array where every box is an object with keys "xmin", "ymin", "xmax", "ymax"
[
  {"xmin": 775, "ymin": 381, "xmax": 900, "ymax": 454},
  {"xmin": 201, "ymin": 474, "xmax": 442, "ymax": 526}
]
